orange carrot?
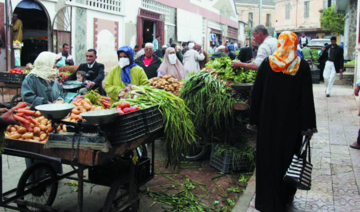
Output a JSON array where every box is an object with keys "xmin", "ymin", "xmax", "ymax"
[
  {"xmin": 16, "ymin": 110, "xmax": 36, "ymax": 115},
  {"xmin": 100, "ymin": 97, "xmax": 111, "ymax": 101},
  {"xmin": 14, "ymin": 115, "xmax": 30, "ymax": 125},
  {"xmin": 16, "ymin": 113, "xmax": 24, "ymax": 117},
  {"xmin": 13, "ymin": 102, "xmax": 27, "ymax": 110}
]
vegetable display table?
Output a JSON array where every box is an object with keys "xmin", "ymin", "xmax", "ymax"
[{"xmin": 0, "ymin": 129, "xmax": 163, "ymax": 212}]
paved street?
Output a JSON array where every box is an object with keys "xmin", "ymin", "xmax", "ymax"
[{"xmin": 246, "ymin": 83, "xmax": 360, "ymax": 212}]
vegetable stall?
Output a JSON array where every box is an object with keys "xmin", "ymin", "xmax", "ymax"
[{"xmin": 0, "ymin": 95, "xmax": 166, "ymax": 212}]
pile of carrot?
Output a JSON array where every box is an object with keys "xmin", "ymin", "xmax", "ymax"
[{"xmin": 5, "ymin": 102, "xmax": 66, "ymax": 142}]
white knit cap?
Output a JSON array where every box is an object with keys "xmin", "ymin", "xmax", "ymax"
[
  {"xmin": 145, "ymin": 43, "xmax": 154, "ymax": 49},
  {"xmin": 215, "ymin": 45, "xmax": 225, "ymax": 52},
  {"xmin": 188, "ymin": 43, "xmax": 195, "ymax": 49}
]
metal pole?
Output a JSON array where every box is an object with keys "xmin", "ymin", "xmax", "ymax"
[{"xmin": 259, "ymin": 0, "xmax": 262, "ymax": 25}]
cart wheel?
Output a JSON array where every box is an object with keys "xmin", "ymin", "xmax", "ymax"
[
  {"xmin": 16, "ymin": 162, "xmax": 58, "ymax": 212},
  {"xmin": 182, "ymin": 129, "xmax": 210, "ymax": 161},
  {"xmin": 10, "ymin": 94, "xmax": 22, "ymax": 108},
  {"xmin": 103, "ymin": 176, "xmax": 139, "ymax": 212}
]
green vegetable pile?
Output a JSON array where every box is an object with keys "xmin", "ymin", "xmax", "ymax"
[
  {"xmin": 345, "ymin": 60, "xmax": 355, "ymax": 65},
  {"xmin": 180, "ymin": 70, "xmax": 235, "ymax": 133},
  {"xmin": 311, "ymin": 49, "xmax": 319, "ymax": 63},
  {"xmin": 205, "ymin": 57, "xmax": 257, "ymax": 83},
  {"xmin": 111, "ymin": 86, "xmax": 196, "ymax": 169}
]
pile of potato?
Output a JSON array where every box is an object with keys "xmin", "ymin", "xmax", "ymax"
[
  {"xmin": 149, "ymin": 75, "xmax": 184, "ymax": 96},
  {"xmin": 62, "ymin": 98, "xmax": 103, "ymax": 123},
  {"xmin": 5, "ymin": 114, "xmax": 67, "ymax": 142}
]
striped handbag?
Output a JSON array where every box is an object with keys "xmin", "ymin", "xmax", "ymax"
[{"xmin": 283, "ymin": 137, "xmax": 313, "ymax": 190}]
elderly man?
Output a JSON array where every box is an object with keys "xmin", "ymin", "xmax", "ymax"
[
  {"xmin": 135, "ymin": 43, "xmax": 162, "ymax": 79},
  {"xmin": 183, "ymin": 42, "xmax": 205, "ymax": 78},
  {"xmin": 57, "ymin": 43, "xmax": 74, "ymax": 67},
  {"xmin": 65, "ymin": 49, "xmax": 105, "ymax": 95},
  {"xmin": 167, "ymin": 38, "xmax": 174, "ymax": 47},
  {"xmin": 210, "ymin": 45, "xmax": 228, "ymax": 60},
  {"xmin": 155, "ymin": 45, "xmax": 167, "ymax": 58},
  {"xmin": 231, "ymin": 25, "xmax": 277, "ymax": 70}
]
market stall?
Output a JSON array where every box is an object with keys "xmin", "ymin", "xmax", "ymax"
[{"xmin": 0, "ymin": 98, "xmax": 164, "ymax": 212}]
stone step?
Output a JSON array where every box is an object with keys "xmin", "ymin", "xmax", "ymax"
[{"xmin": 334, "ymin": 72, "xmax": 353, "ymax": 85}]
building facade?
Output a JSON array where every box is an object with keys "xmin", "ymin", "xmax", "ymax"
[
  {"xmin": 235, "ymin": 0, "xmax": 276, "ymax": 45},
  {"xmin": 0, "ymin": 0, "xmax": 239, "ymax": 73}
]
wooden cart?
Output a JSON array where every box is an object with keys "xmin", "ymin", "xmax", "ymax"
[{"xmin": 0, "ymin": 129, "xmax": 162, "ymax": 212}]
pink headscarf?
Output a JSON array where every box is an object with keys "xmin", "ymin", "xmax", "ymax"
[{"xmin": 157, "ymin": 48, "xmax": 184, "ymax": 80}]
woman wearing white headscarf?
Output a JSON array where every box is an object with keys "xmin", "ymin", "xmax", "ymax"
[
  {"xmin": 21, "ymin": 52, "xmax": 64, "ymax": 108},
  {"xmin": 21, "ymin": 52, "xmax": 64, "ymax": 175}
]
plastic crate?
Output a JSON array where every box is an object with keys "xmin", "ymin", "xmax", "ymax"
[
  {"xmin": 311, "ymin": 69, "xmax": 320, "ymax": 75},
  {"xmin": 210, "ymin": 145, "xmax": 254, "ymax": 174},
  {"xmin": 141, "ymin": 105, "xmax": 160, "ymax": 119},
  {"xmin": 107, "ymin": 127, "xmax": 146, "ymax": 145},
  {"xmin": 9, "ymin": 73, "xmax": 24, "ymax": 84},
  {"xmin": 143, "ymin": 113, "xmax": 163, "ymax": 134},
  {"xmin": 312, "ymin": 78, "xmax": 320, "ymax": 84},
  {"xmin": 0, "ymin": 73, "xmax": 11, "ymax": 83}
]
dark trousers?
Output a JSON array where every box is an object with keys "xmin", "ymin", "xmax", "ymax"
[{"xmin": 357, "ymin": 129, "xmax": 360, "ymax": 145}]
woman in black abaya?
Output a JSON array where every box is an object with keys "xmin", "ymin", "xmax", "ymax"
[{"xmin": 249, "ymin": 31, "xmax": 317, "ymax": 212}]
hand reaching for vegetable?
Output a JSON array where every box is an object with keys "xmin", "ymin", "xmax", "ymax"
[
  {"xmin": 0, "ymin": 108, "xmax": 9, "ymax": 114},
  {"xmin": 1, "ymin": 109, "xmax": 17, "ymax": 125},
  {"xmin": 87, "ymin": 81, "xmax": 95, "ymax": 88}
]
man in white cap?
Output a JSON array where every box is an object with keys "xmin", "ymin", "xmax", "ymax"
[
  {"xmin": 155, "ymin": 45, "xmax": 167, "ymax": 58},
  {"xmin": 183, "ymin": 42, "xmax": 205, "ymax": 78},
  {"xmin": 13, "ymin": 13, "xmax": 23, "ymax": 43},
  {"xmin": 210, "ymin": 45, "xmax": 228, "ymax": 60}
]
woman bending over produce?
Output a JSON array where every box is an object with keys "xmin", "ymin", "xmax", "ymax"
[
  {"xmin": 21, "ymin": 52, "xmax": 64, "ymax": 108},
  {"xmin": 157, "ymin": 47, "xmax": 184, "ymax": 80},
  {"xmin": 104, "ymin": 46, "xmax": 149, "ymax": 104}
]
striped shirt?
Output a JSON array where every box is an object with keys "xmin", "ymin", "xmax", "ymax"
[{"xmin": 254, "ymin": 36, "xmax": 278, "ymax": 67}]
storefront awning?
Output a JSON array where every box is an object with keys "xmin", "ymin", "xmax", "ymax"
[
  {"xmin": 176, "ymin": 8, "xmax": 203, "ymax": 43},
  {"xmin": 16, "ymin": 0, "xmax": 43, "ymax": 11}
]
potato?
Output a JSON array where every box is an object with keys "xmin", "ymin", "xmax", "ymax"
[
  {"xmin": 22, "ymin": 132, "xmax": 34, "ymax": 140},
  {"xmin": 33, "ymin": 127, "xmax": 41, "ymax": 134},
  {"xmin": 40, "ymin": 134, "xmax": 47, "ymax": 141},
  {"xmin": 18, "ymin": 127, "xmax": 27, "ymax": 134}
]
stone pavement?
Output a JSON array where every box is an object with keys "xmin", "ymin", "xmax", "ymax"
[{"xmin": 244, "ymin": 83, "xmax": 360, "ymax": 212}]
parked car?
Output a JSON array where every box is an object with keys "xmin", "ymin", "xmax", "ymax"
[{"xmin": 308, "ymin": 39, "xmax": 331, "ymax": 50}]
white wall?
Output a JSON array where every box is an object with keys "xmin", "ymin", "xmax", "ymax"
[
  {"xmin": 189, "ymin": 0, "xmax": 238, "ymax": 22},
  {"xmin": 355, "ymin": 0, "xmax": 360, "ymax": 87},
  {"xmin": 123, "ymin": 0, "xmax": 141, "ymax": 47},
  {"xmin": 238, "ymin": 22, "xmax": 245, "ymax": 46}
]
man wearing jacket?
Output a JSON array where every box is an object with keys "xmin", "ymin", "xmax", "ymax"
[
  {"xmin": 323, "ymin": 36, "xmax": 344, "ymax": 97},
  {"xmin": 135, "ymin": 43, "xmax": 162, "ymax": 79},
  {"xmin": 65, "ymin": 49, "xmax": 105, "ymax": 95}
]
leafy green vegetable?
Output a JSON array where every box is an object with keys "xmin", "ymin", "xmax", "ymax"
[
  {"xmin": 205, "ymin": 57, "xmax": 257, "ymax": 83},
  {"xmin": 345, "ymin": 60, "xmax": 355, "ymax": 65}
]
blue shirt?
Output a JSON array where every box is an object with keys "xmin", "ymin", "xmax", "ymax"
[{"xmin": 152, "ymin": 39, "xmax": 158, "ymax": 50}]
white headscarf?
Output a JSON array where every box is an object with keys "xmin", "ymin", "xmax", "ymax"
[
  {"xmin": 188, "ymin": 43, "xmax": 195, "ymax": 49},
  {"xmin": 215, "ymin": 45, "xmax": 225, "ymax": 52},
  {"xmin": 27, "ymin": 52, "xmax": 59, "ymax": 81}
]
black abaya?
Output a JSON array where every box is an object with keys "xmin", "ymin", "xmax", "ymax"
[{"xmin": 249, "ymin": 58, "xmax": 317, "ymax": 212}]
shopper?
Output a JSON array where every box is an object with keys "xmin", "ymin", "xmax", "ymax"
[
  {"xmin": 323, "ymin": 36, "xmax": 344, "ymax": 97},
  {"xmin": 65, "ymin": 49, "xmax": 105, "ymax": 95},
  {"xmin": 135, "ymin": 43, "xmax": 146, "ymax": 59},
  {"xmin": 105, "ymin": 46, "xmax": 149, "ymax": 103},
  {"xmin": 227, "ymin": 45, "xmax": 237, "ymax": 60},
  {"xmin": 210, "ymin": 45, "xmax": 227, "ymax": 60},
  {"xmin": 183, "ymin": 42, "xmax": 205, "ymax": 78},
  {"xmin": 237, "ymin": 37, "xmax": 258, "ymax": 63},
  {"xmin": 302, "ymin": 44, "xmax": 312, "ymax": 61},
  {"xmin": 231, "ymin": 25, "xmax": 277, "ymax": 70},
  {"xmin": 196, "ymin": 44, "xmax": 210, "ymax": 69},
  {"xmin": 318, "ymin": 45, "xmax": 328, "ymax": 82},
  {"xmin": 171, "ymin": 43, "xmax": 183, "ymax": 63},
  {"xmin": 152, "ymin": 35, "xmax": 161, "ymax": 50},
  {"xmin": 299, "ymin": 32, "xmax": 308, "ymax": 49},
  {"xmin": 135, "ymin": 43, "xmax": 162, "ymax": 79},
  {"xmin": 157, "ymin": 47, "xmax": 184, "ymax": 80},
  {"xmin": 249, "ymin": 31, "xmax": 317, "ymax": 212},
  {"xmin": 57, "ymin": 43, "xmax": 74, "ymax": 67},
  {"xmin": 13, "ymin": 14, "xmax": 23, "ymax": 42},
  {"xmin": 167, "ymin": 38, "xmax": 174, "ymax": 48}
]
